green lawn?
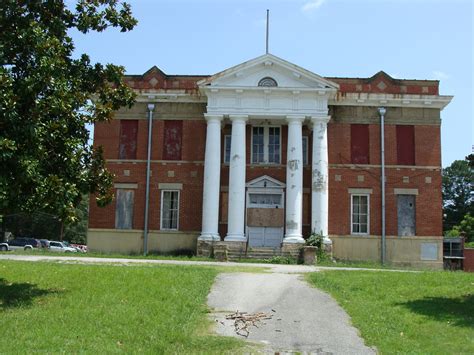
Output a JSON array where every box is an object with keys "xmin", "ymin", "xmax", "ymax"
[
  {"xmin": 307, "ymin": 270, "xmax": 474, "ymax": 354},
  {"xmin": 8, "ymin": 248, "xmax": 216, "ymax": 262},
  {"xmin": 0, "ymin": 261, "xmax": 246, "ymax": 353}
]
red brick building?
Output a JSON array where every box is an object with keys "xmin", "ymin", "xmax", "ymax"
[{"xmin": 88, "ymin": 54, "xmax": 452, "ymax": 267}]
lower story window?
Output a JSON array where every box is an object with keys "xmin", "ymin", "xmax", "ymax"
[
  {"xmin": 161, "ymin": 190, "xmax": 179, "ymax": 230},
  {"xmin": 351, "ymin": 194, "xmax": 369, "ymax": 234}
]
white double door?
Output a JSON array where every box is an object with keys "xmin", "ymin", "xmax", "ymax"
[{"xmin": 248, "ymin": 227, "xmax": 283, "ymax": 248}]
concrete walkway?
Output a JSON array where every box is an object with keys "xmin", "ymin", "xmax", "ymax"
[
  {"xmin": 208, "ymin": 272, "xmax": 375, "ymax": 354},
  {"xmin": 0, "ymin": 254, "xmax": 384, "ymax": 353},
  {"xmin": 0, "ymin": 254, "xmax": 412, "ymax": 273}
]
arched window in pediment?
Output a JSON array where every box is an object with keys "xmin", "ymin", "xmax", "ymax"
[{"xmin": 258, "ymin": 77, "xmax": 278, "ymax": 87}]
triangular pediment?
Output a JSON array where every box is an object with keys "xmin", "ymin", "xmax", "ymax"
[
  {"xmin": 198, "ymin": 54, "xmax": 339, "ymax": 90},
  {"xmin": 246, "ymin": 175, "xmax": 285, "ymax": 188}
]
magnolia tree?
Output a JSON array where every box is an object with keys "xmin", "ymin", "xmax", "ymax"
[{"xmin": 0, "ymin": 1, "xmax": 137, "ymax": 226}]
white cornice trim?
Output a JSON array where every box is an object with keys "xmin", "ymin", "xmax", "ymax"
[
  {"xmin": 331, "ymin": 93, "xmax": 453, "ymax": 110},
  {"xmin": 135, "ymin": 92, "xmax": 206, "ymax": 103}
]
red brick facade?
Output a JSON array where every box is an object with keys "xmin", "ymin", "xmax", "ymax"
[{"xmin": 88, "ymin": 61, "xmax": 450, "ymax": 264}]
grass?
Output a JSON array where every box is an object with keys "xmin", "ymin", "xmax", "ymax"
[
  {"xmin": 8, "ymin": 248, "xmax": 215, "ymax": 262},
  {"xmin": 0, "ymin": 260, "xmax": 247, "ymax": 354},
  {"xmin": 307, "ymin": 270, "xmax": 474, "ymax": 354}
]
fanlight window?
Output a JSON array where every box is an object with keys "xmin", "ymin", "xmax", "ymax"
[{"xmin": 258, "ymin": 77, "xmax": 278, "ymax": 87}]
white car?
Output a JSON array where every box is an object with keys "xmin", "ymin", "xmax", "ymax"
[{"xmin": 49, "ymin": 241, "xmax": 78, "ymax": 253}]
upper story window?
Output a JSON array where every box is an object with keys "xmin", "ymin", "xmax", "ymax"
[
  {"xmin": 351, "ymin": 124, "xmax": 370, "ymax": 164},
  {"xmin": 119, "ymin": 120, "xmax": 138, "ymax": 159},
  {"xmin": 252, "ymin": 126, "xmax": 281, "ymax": 164},
  {"xmin": 258, "ymin": 77, "xmax": 278, "ymax": 87},
  {"xmin": 224, "ymin": 135, "xmax": 231, "ymax": 164},
  {"xmin": 396, "ymin": 125, "xmax": 415, "ymax": 165},
  {"xmin": 302, "ymin": 136, "xmax": 309, "ymax": 166},
  {"xmin": 163, "ymin": 120, "xmax": 183, "ymax": 160}
]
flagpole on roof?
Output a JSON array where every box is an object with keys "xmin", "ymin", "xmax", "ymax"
[{"xmin": 266, "ymin": 9, "xmax": 269, "ymax": 54}]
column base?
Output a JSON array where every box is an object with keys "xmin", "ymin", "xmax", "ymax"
[
  {"xmin": 224, "ymin": 234, "xmax": 247, "ymax": 242},
  {"xmin": 283, "ymin": 234, "xmax": 305, "ymax": 244},
  {"xmin": 322, "ymin": 237, "xmax": 333, "ymax": 258},
  {"xmin": 281, "ymin": 243, "xmax": 304, "ymax": 259},
  {"xmin": 198, "ymin": 233, "xmax": 220, "ymax": 242}
]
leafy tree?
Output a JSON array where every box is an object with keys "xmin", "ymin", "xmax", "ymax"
[
  {"xmin": 63, "ymin": 195, "xmax": 89, "ymax": 244},
  {"xmin": 445, "ymin": 214, "xmax": 474, "ymax": 243},
  {"xmin": 0, "ymin": 1, "xmax": 137, "ymax": 225},
  {"xmin": 442, "ymin": 159, "xmax": 474, "ymax": 231}
]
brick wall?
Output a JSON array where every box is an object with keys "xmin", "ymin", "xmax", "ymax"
[
  {"xmin": 464, "ymin": 249, "xmax": 474, "ymax": 272},
  {"xmin": 90, "ymin": 108, "xmax": 443, "ymax": 239}
]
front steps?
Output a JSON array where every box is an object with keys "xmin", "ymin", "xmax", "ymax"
[{"xmin": 228, "ymin": 247, "xmax": 282, "ymax": 261}]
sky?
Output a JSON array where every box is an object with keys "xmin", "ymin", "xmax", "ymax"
[{"xmin": 70, "ymin": 0, "xmax": 473, "ymax": 167}]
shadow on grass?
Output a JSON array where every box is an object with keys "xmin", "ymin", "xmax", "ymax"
[
  {"xmin": 397, "ymin": 294, "xmax": 474, "ymax": 328},
  {"xmin": 0, "ymin": 278, "xmax": 61, "ymax": 309}
]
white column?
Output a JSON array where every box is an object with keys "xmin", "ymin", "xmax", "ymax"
[
  {"xmin": 284, "ymin": 115, "xmax": 305, "ymax": 243},
  {"xmin": 311, "ymin": 115, "xmax": 331, "ymax": 245},
  {"xmin": 225, "ymin": 115, "xmax": 248, "ymax": 241},
  {"xmin": 199, "ymin": 114, "xmax": 223, "ymax": 241}
]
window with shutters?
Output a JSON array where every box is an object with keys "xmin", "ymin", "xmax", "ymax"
[
  {"xmin": 163, "ymin": 120, "xmax": 183, "ymax": 160},
  {"xmin": 119, "ymin": 120, "xmax": 138, "ymax": 159},
  {"xmin": 351, "ymin": 124, "xmax": 370, "ymax": 164},
  {"xmin": 397, "ymin": 125, "xmax": 415, "ymax": 165}
]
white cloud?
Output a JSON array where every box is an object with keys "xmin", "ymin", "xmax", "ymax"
[
  {"xmin": 301, "ymin": 0, "xmax": 326, "ymax": 13},
  {"xmin": 432, "ymin": 70, "xmax": 450, "ymax": 80}
]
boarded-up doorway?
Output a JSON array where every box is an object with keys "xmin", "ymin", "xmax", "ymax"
[
  {"xmin": 397, "ymin": 195, "xmax": 416, "ymax": 236},
  {"xmin": 246, "ymin": 176, "xmax": 285, "ymax": 249}
]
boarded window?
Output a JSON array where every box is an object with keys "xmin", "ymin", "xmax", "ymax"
[
  {"xmin": 397, "ymin": 125, "xmax": 415, "ymax": 165},
  {"xmin": 351, "ymin": 124, "xmax": 369, "ymax": 164},
  {"xmin": 119, "ymin": 120, "xmax": 138, "ymax": 159},
  {"xmin": 161, "ymin": 190, "xmax": 179, "ymax": 230},
  {"xmin": 163, "ymin": 120, "xmax": 183, "ymax": 160},
  {"xmin": 115, "ymin": 189, "xmax": 134, "ymax": 229}
]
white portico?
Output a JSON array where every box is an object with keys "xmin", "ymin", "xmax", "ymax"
[{"xmin": 197, "ymin": 54, "xmax": 338, "ymax": 245}]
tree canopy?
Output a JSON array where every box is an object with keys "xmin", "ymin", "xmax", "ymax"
[
  {"xmin": 0, "ymin": 1, "xmax": 137, "ymax": 224},
  {"xmin": 442, "ymin": 158, "xmax": 473, "ymax": 231}
]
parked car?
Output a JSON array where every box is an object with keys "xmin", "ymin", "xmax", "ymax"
[
  {"xmin": 39, "ymin": 239, "xmax": 50, "ymax": 249},
  {"xmin": 49, "ymin": 241, "xmax": 78, "ymax": 253},
  {"xmin": 7, "ymin": 238, "xmax": 41, "ymax": 250},
  {"xmin": 71, "ymin": 243, "xmax": 88, "ymax": 253}
]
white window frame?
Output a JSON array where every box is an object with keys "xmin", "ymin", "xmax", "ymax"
[
  {"xmin": 302, "ymin": 136, "xmax": 309, "ymax": 166},
  {"xmin": 160, "ymin": 190, "xmax": 180, "ymax": 231},
  {"xmin": 350, "ymin": 194, "xmax": 370, "ymax": 235},
  {"xmin": 223, "ymin": 135, "xmax": 231, "ymax": 164},
  {"xmin": 251, "ymin": 125, "xmax": 281, "ymax": 164}
]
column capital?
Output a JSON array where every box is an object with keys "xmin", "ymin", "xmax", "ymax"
[
  {"xmin": 204, "ymin": 114, "xmax": 224, "ymax": 123},
  {"xmin": 229, "ymin": 114, "xmax": 249, "ymax": 123},
  {"xmin": 310, "ymin": 115, "xmax": 331, "ymax": 125},
  {"xmin": 286, "ymin": 115, "xmax": 305, "ymax": 124}
]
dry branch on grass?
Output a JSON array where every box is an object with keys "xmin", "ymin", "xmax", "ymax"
[{"xmin": 225, "ymin": 311, "xmax": 273, "ymax": 337}]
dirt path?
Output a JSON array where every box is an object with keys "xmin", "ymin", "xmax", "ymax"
[{"xmin": 208, "ymin": 272, "xmax": 375, "ymax": 354}]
